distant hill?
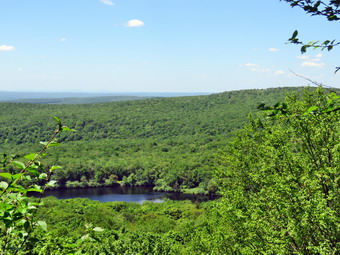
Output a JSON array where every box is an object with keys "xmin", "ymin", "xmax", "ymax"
[
  {"xmin": 0, "ymin": 91, "xmax": 211, "ymax": 104},
  {"xmin": 6, "ymin": 96, "xmax": 154, "ymax": 104},
  {"xmin": 0, "ymin": 86, "xmax": 322, "ymax": 193}
]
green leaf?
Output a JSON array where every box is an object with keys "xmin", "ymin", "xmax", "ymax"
[
  {"xmin": 93, "ymin": 227, "xmax": 104, "ymax": 232},
  {"xmin": 0, "ymin": 173, "xmax": 13, "ymax": 180},
  {"xmin": 50, "ymin": 165, "xmax": 62, "ymax": 172},
  {"xmin": 27, "ymin": 163, "xmax": 40, "ymax": 170},
  {"xmin": 23, "ymin": 220, "xmax": 30, "ymax": 232},
  {"xmin": 27, "ymin": 168, "xmax": 40, "ymax": 176},
  {"xmin": 24, "ymin": 153, "xmax": 37, "ymax": 161},
  {"xmin": 27, "ymin": 187, "xmax": 43, "ymax": 193},
  {"xmin": 303, "ymin": 105, "xmax": 319, "ymax": 115},
  {"xmin": 323, "ymin": 40, "xmax": 330, "ymax": 45},
  {"xmin": 46, "ymin": 180, "xmax": 58, "ymax": 187},
  {"xmin": 37, "ymin": 220, "xmax": 47, "ymax": 231},
  {"xmin": 48, "ymin": 141, "xmax": 60, "ymax": 147},
  {"xmin": 85, "ymin": 223, "xmax": 92, "ymax": 229},
  {"xmin": 0, "ymin": 181, "xmax": 9, "ymax": 189},
  {"xmin": 61, "ymin": 126, "xmax": 76, "ymax": 132},
  {"xmin": 12, "ymin": 160, "xmax": 26, "ymax": 170},
  {"xmin": 39, "ymin": 173, "xmax": 48, "ymax": 180},
  {"xmin": 12, "ymin": 173, "xmax": 23, "ymax": 180},
  {"xmin": 81, "ymin": 234, "xmax": 94, "ymax": 241},
  {"xmin": 292, "ymin": 30, "xmax": 298, "ymax": 39},
  {"xmin": 53, "ymin": 116, "xmax": 62, "ymax": 130},
  {"xmin": 40, "ymin": 141, "xmax": 60, "ymax": 147},
  {"xmin": 329, "ymin": 92, "xmax": 339, "ymax": 100}
]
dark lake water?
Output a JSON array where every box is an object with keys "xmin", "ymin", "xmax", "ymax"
[{"xmin": 39, "ymin": 186, "xmax": 218, "ymax": 204}]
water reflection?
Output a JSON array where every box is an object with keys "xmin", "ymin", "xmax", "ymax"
[{"xmin": 39, "ymin": 186, "xmax": 217, "ymax": 204}]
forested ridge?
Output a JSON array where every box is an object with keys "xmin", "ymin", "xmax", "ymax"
[
  {"xmin": 4, "ymin": 95, "xmax": 154, "ymax": 105},
  {"xmin": 0, "ymin": 86, "xmax": 339, "ymax": 254},
  {"xmin": 0, "ymin": 87, "xmax": 307, "ymax": 193}
]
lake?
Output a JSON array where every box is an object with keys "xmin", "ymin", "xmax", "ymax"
[{"xmin": 39, "ymin": 186, "xmax": 218, "ymax": 204}]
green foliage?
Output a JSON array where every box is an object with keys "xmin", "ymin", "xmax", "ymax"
[
  {"xmin": 0, "ymin": 117, "xmax": 73, "ymax": 254},
  {"xmin": 215, "ymin": 88, "xmax": 339, "ymax": 254},
  {"xmin": 0, "ymin": 87, "xmax": 307, "ymax": 193},
  {"xmin": 29, "ymin": 197, "xmax": 209, "ymax": 254},
  {"xmin": 288, "ymin": 29, "xmax": 339, "ymax": 54},
  {"xmin": 282, "ymin": 0, "xmax": 340, "ymax": 21},
  {"xmin": 282, "ymin": 0, "xmax": 339, "ymax": 72},
  {"xmin": 1, "ymin": 88, "xmax": 338, "ymax": 254}
]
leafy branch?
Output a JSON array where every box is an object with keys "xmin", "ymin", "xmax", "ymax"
[
  {"xmin": 282, "ymin": 0, "xmax": 340, "ymax": 21},
  {"xmin": 258, "ymin": 90, "xmax": 340, "ymax": 117},
  {"xmin": 288, "ymin": 30, "xmax": 340, "ymax": 54},
  {"xmin": 0, "ymin": 117, "xmax": 74, "ymax": 254},
  {"xmin": 282, "ymin": 1, "xmax": 340, "ymax": 73}
]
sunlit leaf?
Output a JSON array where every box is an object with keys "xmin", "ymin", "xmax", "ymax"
[
  {"xmin": 24, "ymin": 153, "xmax": 38, "ymax": 161},
  {"xmin": 12, "ymin": 161, "xmax": 26, "ymax": 170},
  {"xmin": 48, "ymin": 141, "xmax": 60, "ymax": 147},
  {"xmin": 46, "ymin": 180, "xmax": 58, "ymax": 187},
  {"xmin": 37, "ymin": 221, "xmax": 47, "ymax": 231},
  {"xmin": 0, "ymin": 181, "xmax": 9, "ymax": 189},
  {"xmin": 38, "ymin": 173, "xmax": 48, "ymax": 180},
  {"xmin": 303, "ymin": 105, "xmax": 319, "ymax": 115},
  {"xmin": 61, "ymin": 126, "xmax": 76, "ymax": 132},
  {"xmin": 50, "ymin": 165, "xmax": 62, "ymax": 172},
  {"xmin": 0, "ymin": 173, "xmax": 13, "ymax": 180}
]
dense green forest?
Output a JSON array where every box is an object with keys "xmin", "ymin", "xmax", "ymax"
[
  {"xmin": 0, "ymin": 87, "xmax": 307, "ymax": 193},
  {"xmin": 1, "ymin": 87, "xmax": 339, "ymax": 254}
]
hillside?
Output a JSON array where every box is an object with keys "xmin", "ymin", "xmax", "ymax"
[
  {"xmin": 0, "ymin": 91, "xmax": 210, "ymax": 103},
  {"xmin": 6, "ymin": 95, "xmax": 154, "ymax": 104},
  {"xmin": 0, "ymin": 87, "xmax": 310, "ymax": 193}
]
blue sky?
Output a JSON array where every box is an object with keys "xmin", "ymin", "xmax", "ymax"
[{"xmin": 0, "ymin": 0, "xmax": 339, "ymax": 92}]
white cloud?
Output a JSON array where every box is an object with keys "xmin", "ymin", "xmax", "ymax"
[
  {"xmin": 0, "ymin": 45, "xmax": 15, "ymax": 51},
  {"xmin": 268, "ymin": 48, "xmax": 280, "ymax": 52},
  {"xmin": 250, "ymin": 67, "xmax": 271, "ymax": 73},
  {"xmin": 99, "ymin": 0, "xmax": 114, "ymax": 5},
  {"xmin": 127, "ymin": 19, "xmax": 145, "ymax": 27},
  {"xmin": 17, "ymin": 67, "xmax": 23, "ymax": 72},
  {"xmin": 242, "ymin": 63, "xmax": 270, "ymax": 72},
  {"xmin": 301, "ymin": 62, "xmax": 325, "ymax": 68},
  {"xmin": 59, "ymin": 38, "xmax": 66, "ymax": 42},
  {"xmin": 311, "ymin": 58, "xmax": 321, "ymax": 62},
  {"xmin": 297, "ymin": 55, "xmax": 309, "ymax": 60},
  {"xmin": 275, "ymin": 70, "xmax": 285, "ymax": 75},
  {"xmin": 242, "ymin": 63, "xmax": 260, "ymax": 67},
  {"xmin": 315, "ymin": 53, "xmax": 323, "ymax": 58}
]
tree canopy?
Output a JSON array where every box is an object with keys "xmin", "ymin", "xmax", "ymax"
[{"xmin": 215, "ymin": 87, "xmax": 339, "ymax": 253}]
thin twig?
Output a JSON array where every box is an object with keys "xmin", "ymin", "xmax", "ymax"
[{"xmin": 289, "ymin": 69, "xmax": 339, "ymax": 90}]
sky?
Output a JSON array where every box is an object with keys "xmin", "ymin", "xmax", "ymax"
[{"xmin": 0, "ymin": 0, "xmax": 339, "ymax": 93}]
